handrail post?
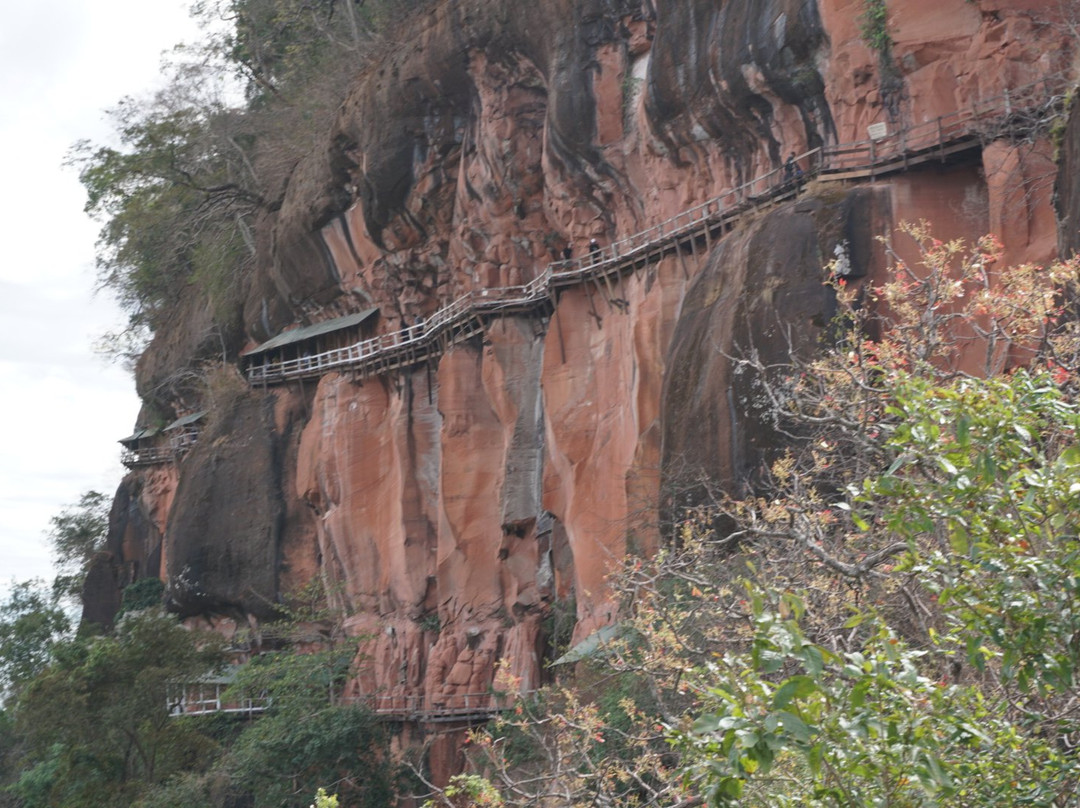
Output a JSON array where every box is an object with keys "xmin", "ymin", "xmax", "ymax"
[{"xmin": 937, "ymin": 116, "xmax": 944, "ymax": 162}]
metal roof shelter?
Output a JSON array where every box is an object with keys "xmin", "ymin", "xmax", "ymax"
[
  {"xmin": 242, "ymin": 308, "xmax": 379, "ymax": 358},
  {"xmin": 552, "ymin": 623, "xmax": 630, "ymax": 666},
  {"xmin": 120, "ymin": 413, "xmax": 207, "ymax": 468},
  {"xmin": 164, "ymin": 411, "xmax": 206, "ymax": 431},
  {"xmin": 167, "ymin": 666, "xmax": 270, "ymax": 718},
  {"xmin": 118, "ymin": 426, "xmax": 160, "ymax": 448}
]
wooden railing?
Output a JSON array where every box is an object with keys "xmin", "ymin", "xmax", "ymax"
[
  {"xmin": 345, "ymin": 691, "xmax": 524, "ymax": 723},
  {"xmin": 234, "ymin": 70, "xmax": 1067, "ymax": 387},
  {"xmin": 168, "ymin": 687, "xmax": 527, "ymax": 723},
  {"xmin": 120, "ymin": 445, "xmax": 177, "ymax": 468},
  {"xmin": 167, "ymin": 682, "xmax": 271, "ymax": 718},
  {"xmin": 120, "ymin": 432, "xmax": 202, "ymax": 469}
]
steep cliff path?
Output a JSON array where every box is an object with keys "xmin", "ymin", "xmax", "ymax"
[{"xmin": 240, "ymin": 70, "xmax": 1069, "ymax": 390}]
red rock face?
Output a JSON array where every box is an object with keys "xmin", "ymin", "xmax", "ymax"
[{"xmin": 104, "ymin": 0, "xmax": 1074, "ymax": 771}]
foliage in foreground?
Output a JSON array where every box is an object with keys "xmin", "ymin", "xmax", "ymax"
[
  {"xmin": 434, "ymin": 226, "xmax": 1080, "ymax": 807},
  {"xmin": 676, "ymin": 369, "xmax": 1080, "ymax": 805}
]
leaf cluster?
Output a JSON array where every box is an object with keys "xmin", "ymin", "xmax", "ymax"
[
  {"xmin": 669, "ymin": 229, "xmax": 1080, "ymax": 804},
  {"xmin": 47, "ymin": 491, "xmax": 109, "ymax": 603}
]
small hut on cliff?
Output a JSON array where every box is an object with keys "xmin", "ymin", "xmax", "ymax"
[{"xmin": 241, "ymin": 308, "xmax": 379, "ymax": 379}]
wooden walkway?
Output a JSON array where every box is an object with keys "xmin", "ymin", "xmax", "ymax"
[
  {"xmin": 120, "ymin": 438, "xmax": 200, "ymax": 469},
  {"xmin": 121, "ymin": 445, "xmax": 177, "ymax": 468},
  {"xmin": 233, "ymin": 70, "xmax": 1065, "ymax": 388},
  {"xmin": 169, "ymin": 687, "xmax": 524, "ymax": 724},
  {"xmin": 346, "ymin": 691, "xmax": 523, "ymax": 724}
]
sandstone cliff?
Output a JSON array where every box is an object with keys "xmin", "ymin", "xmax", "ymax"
[{"xmin": 91, "ymin": 0, "xmax": 1077, "ymax": 770}]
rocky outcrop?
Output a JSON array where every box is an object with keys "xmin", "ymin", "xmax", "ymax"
[
  {"xmin": 164, "ymin": 379, "xmax": 317, "ymax": 620},
  {"xmin": 663, "ymin": 188, "xmax": 889, "ymax": 495},
  {"xmin": 82, "ymin": 471, "xmax": 174, "ymax": 630},
  {"xmin": 97, "ymin": 0, "xmax": 1075, "ymax": 776}
]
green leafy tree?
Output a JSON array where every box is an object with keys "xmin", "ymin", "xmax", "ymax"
[
  {"xmin": 0, "ymin": 581, "xmax": 70, "ymax": 703},
  {"xmin": 69, "ymin": 95, "xmax": 260, "ymax": 338},
  {"xmin": 221, "ymin": 611, "xmax": 399, "ymax": 806},
  {"xmin": 47, "ymin": 491, "xmax": 109, "ymax": 603},
  {"xmin": 666, "ymin": 227, "xmax": 1080, "ymax": 805},
  {"xmin": 676, "ymin": 369, "xmax": 1080, "ymax": 805},
  {"xmin": 7, "ymin": 610, "xmax": 225, "ymax": 808}
]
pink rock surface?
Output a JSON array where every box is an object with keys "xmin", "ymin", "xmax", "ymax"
[{"xmin": 105, "ymin": 0, "xmax": 1073, "ymax": 780}]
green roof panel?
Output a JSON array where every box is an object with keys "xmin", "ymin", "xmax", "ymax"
[
  {"xmin": 242, "ymin": 308, "xmax": 379, "ymax": 358},
  {"xmin": 164, "ymin": 411, "xmax": 207, "ymax": 431},
  {"xmin": 118, "ymin": 426, "xmax": 160, "ymax": 446}
]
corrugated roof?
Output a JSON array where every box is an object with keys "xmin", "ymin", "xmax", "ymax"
[
  {"xmin": 172, "ymin": 666, "xmax": 243, "ymax": 685},
  {"xmin": 243, "ymin": 308, "xmax": 379, "ymax": 358},
  {"xmin": 118, "ymin": 426, "xmax": 160, "ymax": 446},
  {"xmin": 165, "ymin": 411, "xmax": 207, "ymax": 431},
  {"xmin": 552, "ymin": 623, "xmax": 630, "ymax": 666}
]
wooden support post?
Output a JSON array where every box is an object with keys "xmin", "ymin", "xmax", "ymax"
[
  {"xmin": 937, "ymin": 117, "xmax": 945, "ymax": 163},
  {"xmin": 674, "ymin": 236, "xmax": 690, "ymax": 280},
  {"xmin": 592, "ymin": 274, "xmax": 609, "ymax": 311},
  {"xmin": 583, "ymin": 275, "xmax": 603, "ymax": 329},
  {"xmin": 600, "ymin": 260, "xmax": 618, "ymax": 304}
]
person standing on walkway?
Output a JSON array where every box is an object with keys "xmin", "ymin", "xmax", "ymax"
[{"xmin": 589, "ymin": 238, "xmax": 600, "ymax": 264}]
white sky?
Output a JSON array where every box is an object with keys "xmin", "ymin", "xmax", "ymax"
[{"xmin": 0, "ymin": 0, "xmax": 203, "ymax": 593}]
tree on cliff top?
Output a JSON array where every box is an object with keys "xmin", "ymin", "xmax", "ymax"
[{"xmin": 71, "ymin": 0, "xmax": 429, "ymax": 360}]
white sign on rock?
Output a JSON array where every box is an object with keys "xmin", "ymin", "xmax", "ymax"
[{"xmin": 867, "ymin": 122, "xmax": 888, "ymax": 140}]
